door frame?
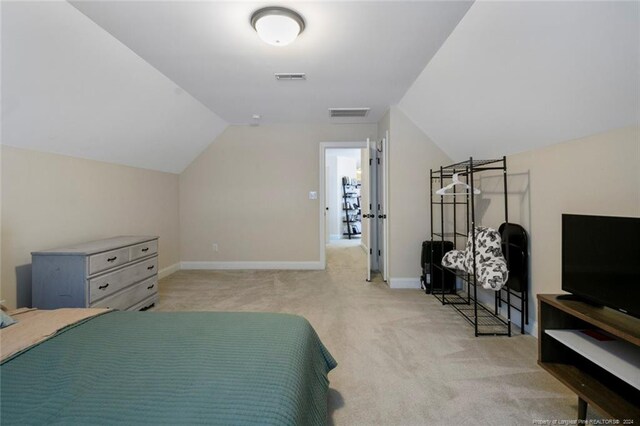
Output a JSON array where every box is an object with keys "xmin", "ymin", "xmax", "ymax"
[
  {"xmin": 382, "ymin": 131, "xmax": 390, "ymax": 281},
  {"xmin": 319, "ymin": 141, "xmax": 368, "ymax": 269}
]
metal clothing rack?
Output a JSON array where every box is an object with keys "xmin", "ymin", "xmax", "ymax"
[
  {"xmin": 497, "ymin": 285, "xmax": 528, "ymax": 335},
  {"xmin": 429, "ymin": 157, "xmax": 514, "ymax": 337}
]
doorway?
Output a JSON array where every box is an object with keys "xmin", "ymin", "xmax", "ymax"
[
  {"xmin": 372, "ymin": 134, "xmax": 389, "ymax": 281},
  {"xmin": 325, "ymin": 148, "xmax": 362, "ymax": 243},
  {"xmin": 319, "ymin": 139, "xmax": 388, "ymax": 282}
]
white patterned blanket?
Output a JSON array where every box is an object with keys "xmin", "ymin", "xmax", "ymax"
[{"xmin": 441, "ymin": 226, "xmax": 509, "ymax": 290}]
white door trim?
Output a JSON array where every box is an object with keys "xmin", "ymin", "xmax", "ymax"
[
  {"xmin": 365, "ymin": 138, "xmax": 371, "ymax": 282},
  {"xmin": 383, "ymin": 131, "xmax": 390, "ymax": 281},
  {"xmin": 319, "ymin": 141, "xmax": 368, "ymax": 269}
]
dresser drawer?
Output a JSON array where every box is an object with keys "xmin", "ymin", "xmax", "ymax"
[
  {"xmin": 89, "ymin": 248, "xmax": 130, "ymax": 275},
  {"xmin": 89, "ymin": 256, "xmax": 158, "ymax": 303},
  {"xmin": 130, "ymin": 240, "xmax": 158, "ymax": 261},
  {"xmin": 90, "ymin": 276, "xmax": 158, "ymax": 310}
]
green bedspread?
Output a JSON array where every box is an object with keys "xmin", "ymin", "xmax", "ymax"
[{"xmin": 0, "ymin": 311, "xmax": 337, "ymax": 425}]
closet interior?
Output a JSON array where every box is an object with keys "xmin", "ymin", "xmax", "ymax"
[{"xmin": 342, "ymin": 176, "xmax": 362, "ymax": 239}]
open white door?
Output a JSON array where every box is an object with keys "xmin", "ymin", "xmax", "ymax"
[
  {"xmin": 363, "ymin": 138, "xmax": 372, "ymax": 282},
  {"xmin": 376, "ymin": 134, "xmax": 389, "ymax": 282},
  {"xmin": 383, "ymin": 132, "xmax": 389, "ymax": 281}
]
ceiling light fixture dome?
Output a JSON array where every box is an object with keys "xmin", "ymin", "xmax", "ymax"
[{"xmin": 250, "ymin": 7, "xmax": 305, "ymax": 47}]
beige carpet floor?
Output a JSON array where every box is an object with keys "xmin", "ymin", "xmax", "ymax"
[{"xmin": 156, "ymin": 243, "xmax": 582, "ymax": 425}]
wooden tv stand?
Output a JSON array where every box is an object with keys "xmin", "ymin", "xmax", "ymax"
[{"xmin": 538, "ymin": 294, "xmax": 640, "ymax": 421}]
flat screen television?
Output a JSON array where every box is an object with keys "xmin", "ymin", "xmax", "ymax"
[{"xmin": 562, "ymin": 214, "xmax": 640, "ymax": 318}]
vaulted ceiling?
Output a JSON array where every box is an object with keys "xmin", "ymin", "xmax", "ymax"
[
  {"xmin": 69, "ymin": 1, "xmax": 473, "ymax": 125},
  {"xmin": 2, "ymin": 1, "xmax": 638, "ymax": 172},
  {"xmin": 2, "ymin": 1, "xmax": 227, "ymax": 173},
  {"xmin": 399, "ymin": 0, "xmax": 640, "ymax": 160}
]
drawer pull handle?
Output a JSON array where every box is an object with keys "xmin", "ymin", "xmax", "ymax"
[
  {"xmin": 141, "ymin": 247, "xmax": 149, "ymax": 252},
  {"xmin": 147, "ymin": 265, "xmax": 155, "ymax": 270},
  {"xmin": 147, "ymin": 284, "xmax": 155, "ymax": 290},
  {"xmin": 107, "ymin": 256, "xmax": 117, "ymax": 262},
  {"xmin": 98, "ymin": 283, "xmax": 110, "ymax": 290}
]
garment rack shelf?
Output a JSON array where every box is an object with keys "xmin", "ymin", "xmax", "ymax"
[{"xmin": 429, "ymin": 156, "xmax": 526, "ymax": 336}]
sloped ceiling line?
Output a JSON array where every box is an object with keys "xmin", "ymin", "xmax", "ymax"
[
  {"xmin": 1, "ymin": 1, "xmax": 227, "ymax": 174},
  {"xmin": 398, "ymin": 1, "xmax": 640, "ymax": 160},
  {"xmin": 68, "ymin": 0, "xmax": 474, "ymax": 125}
]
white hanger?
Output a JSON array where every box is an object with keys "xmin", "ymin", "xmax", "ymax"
[{"xmin": 436, "ymin": 173, "xmax": 481, "ymax": 196}]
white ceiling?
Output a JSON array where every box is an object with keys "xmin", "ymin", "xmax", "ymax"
[
  {"xmin": 3, "ymin": 1, "xmax": 636, "ymax": 173},
  {"xmin": 69, "ymin": 1, "xmax": 473, "ymax": 125},
  {"xmin": 399, "ymin": 1, "xmax": 640, "ymax": 160},
  {"xmin": 1, "ymin": 1, "xmax": 227, "ymax": 174}
]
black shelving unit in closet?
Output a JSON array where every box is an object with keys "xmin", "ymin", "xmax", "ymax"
[{"xmin": 342, "ymin": 176, "xmax": 361, "ymax": 239}]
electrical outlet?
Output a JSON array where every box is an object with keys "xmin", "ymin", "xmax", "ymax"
[{"xmin": 212, "ymin": 243, "xmax": 219, "ymax": 252}]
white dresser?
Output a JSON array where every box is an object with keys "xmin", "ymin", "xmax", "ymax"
[{"xmin": 32, "ymin": 236, "xmax": 159, "ymax": 311}]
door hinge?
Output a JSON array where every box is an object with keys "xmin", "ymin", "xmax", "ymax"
[
  {"xmin": 378, "ymin": 250, "xmax": 381, "ymax": 256},
  {"xmin": 377, "ymin": 158, "xmax": 380, "ymax": 165},
  {"xmin": 370, "ymin": 248, "xmax": 373, "ymax": 254},
  {"xmin": 369, "ymin": 158, "xmax": 372, "ymax": 166}
]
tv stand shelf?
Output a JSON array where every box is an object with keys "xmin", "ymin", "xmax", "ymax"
[{"xmin": 538, "ymin": 294, "xmax": 640, "ymax": 421}]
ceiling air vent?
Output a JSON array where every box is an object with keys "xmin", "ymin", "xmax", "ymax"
[
  {"xmin": 275, "ymin": 73, "xmax": 306, "ymax": 81},
  {"xmin": 329, "ymin": 108, "xmax": 370, "ymax": 118}
]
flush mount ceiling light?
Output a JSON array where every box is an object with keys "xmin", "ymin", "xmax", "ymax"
[{"xmin": 250, "ymin": 7, "xmax": 305, "ymax": 47}]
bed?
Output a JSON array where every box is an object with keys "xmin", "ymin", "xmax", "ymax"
[{"xmin": 0, "ymin": 308, "xmax": 337, "ymax": 425}]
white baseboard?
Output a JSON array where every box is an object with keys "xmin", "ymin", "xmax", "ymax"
[
  {"xmin": 389, "ymin": 277, "xmax": 422, "ymax": 289},
  {"xmin": 180, "ymin": 261, "xmax": 324, "ymax": 270},
  {"xmin": 158, "ymin": 262, "xmax": 180, "ymax": 279}
]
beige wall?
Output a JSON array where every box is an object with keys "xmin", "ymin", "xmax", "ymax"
[
  {"xmin": 179, "ymin": 124, "xmax": 377, "ymax": 264},
  {"xmin": 476, "ymin": 126, "xmax": 640, "ymax": 332},
  {"xmin": 1, "ymin": 146, "xmax": 180, "ymax": 309},
  {"xmin": 4, "ymin": 117, "xmax": 633, "ymax": 323},
  {"xmin": 386, "ymin": 107, "xmax": 453, "ymax": 284},
  {"xmin": 378, "ymin": 108, "xmax": 638, "ymax": 329}
]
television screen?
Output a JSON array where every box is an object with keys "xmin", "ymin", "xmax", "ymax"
[{"xmin": 562, "ymin": 214, "xmax": 640, "ymax": 318}]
